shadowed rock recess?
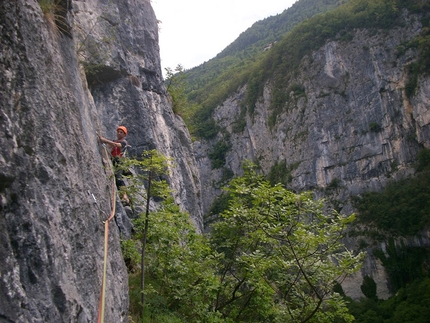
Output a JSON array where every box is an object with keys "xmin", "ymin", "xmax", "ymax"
[{"xmin": 0, "ymin": 0, "xmax": 202, "ymax": 322}]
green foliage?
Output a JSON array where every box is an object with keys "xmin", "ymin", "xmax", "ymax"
[
  {"xmin": 184, "ymin": 0, "xmax": 347, "ymax": 139},
  {"xmin": 231, "ymin": 105, "xmax": 247, "ymax": 134},
  {"xmin": 208, "ymin": 192, "xmax": 231, "ymax": 217},
  {"xmin": 119, "ymin": 150, "xmax": 176, "ymax": 319},
  {"xmin": 181, "ymin": 0, "xmax": 430, "ymax": 139},
  {"xmin": 327, "ymin": 178, "xmax": 342, "ymax": 191},
  {"xmin": 369, "ymin": 122, "xmax": 382, "ymax": 132},
  {"xmin": 119, "ymin": 150, "xmax": 173, "ymax": 204},
  {"xmin": 208, "ymin": 138, "xmax": 232, "ymax": 169},
  {"xmin": 128, "ymin": 273, "xmax": 185, "ymax": 323},
  {"xmin": 75, "ymin": 15, "xmax": 118, "ymax": 66},
  {"xmin": 347, "ymin": 278, "xmax": 430, "ymax": 323},
  {"xmin": 246, "ymin": 0, "xmax": 413, "ymax": 113},
  {"xmin": 352, "ymin": 169, "xmax": 430, "ymax": 236},
  {"xmin": 165, "ymin": 65, "xmax": 187, "ymax": 114},
  {"xmin": 360, "ymin": 276, "xmax": 377, "ymax": 299},
  {"xmin": 372, "ymin": 239, "xmax": 430, "ymax": 291},
  {"xmin": 403, "ymin": 26, "xmax": 430, "ymax": 98},
  {"xmin": 123, "ymin": 151, "xmax": 222, "ymax": 322},
  {"xmin": 124, "ymin": 157, "xmax": 364, "ymax": 322},
  {"xmin": 185, "ymin": 0, "xmax": 347, "ymax": 101},
  {"xmin": 39, "ymin": 0, "xmax": 61, "ymax": 17},
  {"xmin": 218, "ymin": 0, "xmax": 349, "ymax": 60},
  {"xmin": 416, "ymin": 148, "xmax": 430, "ymax": 172},
  {"xmin": 210, "ymin": 160, "xmax": 364, "ymax": 322},
  {"xmin": 121, "ymin": 239, "xmax": 140, "ymax": 273},
  {"xmin": 165, "ymin": 65, "xmax": 200, "ymax": 129},
  {"xmin": 267, "ymin": 160, "xmax": 300, "ymax": 186},
  {"xmin": 209, "ymin": 167, "xmax": 236, "ymax": 192},
  {"xmin": 191, "ymin": 107, "xmax": 220, "ymax": 139},
  {"xmin": 140, "ymin": 199, "xmax": 223, "ymax": 323},
  {"xmin": 269, "ymin": 83, "xmax": 307, "ymax": 128}
]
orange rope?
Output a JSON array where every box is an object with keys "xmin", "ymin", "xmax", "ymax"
[{"xmin": 97, "ymin": 144, "xmax": 117, "ymax": 323}]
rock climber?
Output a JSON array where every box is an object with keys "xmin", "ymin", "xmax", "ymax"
[{"xmin": 98, "ymin": 125, "xmax": 130, "ymax": 205}]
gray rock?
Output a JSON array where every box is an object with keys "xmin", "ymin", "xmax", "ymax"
[
  {"xmin": 196, "ymin": 11, "xmax": 430, "ymax": 299},
  {"xmin": 0, "ymin": 0, "xmax": 202, "ymax": 321}
]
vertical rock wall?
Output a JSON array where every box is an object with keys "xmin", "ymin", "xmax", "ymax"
[
  {"xmin": 73, "ymin": 0, "xmax": 203, "ymax": 230},
  {"xmin": 0, "ymin": 1, "xmax": 128, "ymax": 321},
  {"xmin": 198, "ymin": 13, "xmax": 430, "ymax": 215},
  {"xmin": 0, "ymin": 0, "xmax": 202, "ymax": 321}
]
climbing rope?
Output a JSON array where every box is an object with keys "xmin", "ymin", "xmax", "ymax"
[{"xmin": 97, "ymin": 143, "xmax": 117, "ymax": 323}]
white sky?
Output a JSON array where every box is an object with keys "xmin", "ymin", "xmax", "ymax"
[{"xmin": 151, "ymin": 0, "xmax": 298, "ymax": 72}]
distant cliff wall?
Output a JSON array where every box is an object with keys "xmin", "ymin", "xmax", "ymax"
[
  {"xmin": 195, "ymin": 10, "xmax": 430, "ymax": 299},
  {"xmin": 0, "ymin": 0, "xmax": 202, "ymax": 322}
]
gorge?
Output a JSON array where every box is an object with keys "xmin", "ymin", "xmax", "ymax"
[{"xmin": 1, "ymin": 0, "xmax": 429, "ymax": 321}]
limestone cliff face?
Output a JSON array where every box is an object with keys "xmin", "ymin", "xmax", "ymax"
[
  {"xmin": 195, "ymin": 11, "xmax": 430, "ymax": 299},
  {"xmin": 0, "ymin": 0, "xmax": 201, "ymax": 322},
  {"xmin": 72, "ymin": 0, "xmax": 203, "ymax": 230}
]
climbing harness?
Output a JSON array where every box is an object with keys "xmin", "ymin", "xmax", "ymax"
[{"xmin": 97, "ymin": 144, "xmax": 117, "ymax": 323}]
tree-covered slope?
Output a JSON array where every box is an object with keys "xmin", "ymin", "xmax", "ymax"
[
  {"xmin": 218, "ymin": 0, "xmax": 349, "ymax": 59},
  {"xmin": 179, "ymin": 0, "xmax": 430, "ymax": 140},
  {"xmin": 183, "ymin": 0, "xmax": 349, "ymax": 107}
]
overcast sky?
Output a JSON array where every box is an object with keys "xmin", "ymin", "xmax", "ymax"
[{"xmin": 151, "ymin": 0, "xmax": 298, "ymax": 73}]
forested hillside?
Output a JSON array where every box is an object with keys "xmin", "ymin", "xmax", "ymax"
[
  {"xmin": 217, "ymin": 0, "xmax": 349, "ymax": 59},
  {"xmin": 183, "ymin": 0, "xmax": 348, "ymax": 95},
  {"xmin": 174, "ymin": 0, "xmax": 430, "ymax": 141},
  {"xmin": 165, "ymin": 0, "xmax": 430, "ymax": 321}
]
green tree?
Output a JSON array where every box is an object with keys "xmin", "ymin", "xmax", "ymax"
[
  {"xmin": 165, "ymin": 65, "xmax": 187, "ymax": 115},
  {"xmin": 208, "ymin": 138, "xmax": 232, "ymax": 169},
  {"xmin": 210, "ymin": 161, "xmax": 364, "ymax": 322},
  {"xmin": 353, "ymin": 169, "xmax": 430, "ymax": 236},
  {"xmin": 416, "ymin": 148, "xmax": 430, "ymax": 172},
  {"xmin": 141, "ymin": 198, "xmax": 223, "ymax": 322},
  {"xmin": 165, "ymin": 65, "xmax": 200, "ymax": 133},
  {"xmin": 119, "ymin": 150, "xmax": 174, "ymax": 317},
  {"xmin": 347, "ymin": 278, "xmax": 430, "ymax": 323},
  {"xmin": 122, "ymin": 158, "xmax": 364, "ymax": 322},
  {"xmin": 121, "ymin": 151, "xmax": 221, "ymax": 322},
  {"xmin": 360, "ymin": 275, "xmax": 377, "ymax": 299}
]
